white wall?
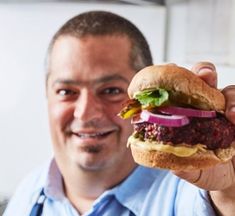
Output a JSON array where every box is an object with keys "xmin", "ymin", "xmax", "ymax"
[
  {"xmin": 0, "ymin": 3, "xmax": 166, "ymax": 196},
  {"xmin": 166, "ymin": 0, "xmax": 235, "ymax": 88},
  {"xmin": 1, "ymin": 0, "xmax": 234, "ymax": 198}
]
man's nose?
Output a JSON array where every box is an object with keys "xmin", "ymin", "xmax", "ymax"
[{"xmin": 73, "ymin": 90, "xmax": 104, "ymax": 121}]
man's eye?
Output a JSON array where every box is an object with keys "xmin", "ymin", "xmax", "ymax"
[
  {"xmin": 102, "ymin": 88, "xmax": 123, "ymax": 95},
  {"xmin": 57, "ymin": 89, "xmax": 76, "ymax": 96},
  {"xmin": 100, "ymin": 87, "xmax": 126, "ymax": 102}
]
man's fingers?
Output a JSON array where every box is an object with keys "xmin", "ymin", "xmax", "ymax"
[
  {"xmin": 173, "ymin": 161, "xmax": 235, "ymax": 191},
  {"xmin": 222, "ymin": 85, "xmax": 235, "ymax": 124},
  {"xmin": 191, "ymin": 62, "xmax": 217, "ymax": 88},
  {"xmin": 191, "ymin": 62, "xmax": 235, "ymax": 125}
]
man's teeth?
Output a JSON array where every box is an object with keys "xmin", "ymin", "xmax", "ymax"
[{"xmin": 77, "ymin": 132, "xmax": 108, "ymax": 138}]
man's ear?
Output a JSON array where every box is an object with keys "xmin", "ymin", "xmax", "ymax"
[{"xmin": 45, "ymin": 72, "xmax": 50, "ymax": 98}]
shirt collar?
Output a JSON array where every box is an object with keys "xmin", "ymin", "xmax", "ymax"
[
  {"xmin": 41, "ymin": 159, "xmax": 168, "ymax": 215},
  {"xmin": 42, "ymin": 159, "xmax": 117, "ymax": 202},
  {"xmin": 30, "ymin": 158, "xmax": 65, "ymax": 202},
  {"xmin": 44, "ymin": 159, "xmax": 65, "ymax": 200}
]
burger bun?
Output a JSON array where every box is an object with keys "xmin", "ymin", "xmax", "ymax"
[{"xmin": 129, "ymin": 136, "xmax": 235, "ymax": 171}]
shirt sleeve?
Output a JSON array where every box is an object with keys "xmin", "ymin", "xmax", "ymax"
[{"xmin": 3, "ymin": 177, "xmax": 35, "ymax": 216}]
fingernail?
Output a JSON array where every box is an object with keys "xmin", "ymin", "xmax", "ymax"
[
  {"xmin": 229, "ymin": 106, "xmax": 235, "ymax": 113},
  {"xmin": 197, "ymin": 66, "xmax": 215, "ymax": 74}
]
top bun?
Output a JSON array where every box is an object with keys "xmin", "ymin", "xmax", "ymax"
[{"xmin": 128, "ymin": 64, "xmax": 225, "ymax": 111}]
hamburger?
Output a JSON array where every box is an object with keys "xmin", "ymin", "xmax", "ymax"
[{"xmin": 119, "ymin": 64, "xmax": 235, "ymax": 170}]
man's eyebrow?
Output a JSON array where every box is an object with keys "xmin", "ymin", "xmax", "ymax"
[
  {"xmin": 52, "ymin": 74, "xmax": 130, "ymax": 86},
  {"xmin": 96, "ymin": 74, "xmax": 130, "ymax": 84}
]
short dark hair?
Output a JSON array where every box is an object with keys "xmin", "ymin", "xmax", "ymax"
[{"xmin": 46, "ymin": 10, "xmax": 153, "ymax": 73}]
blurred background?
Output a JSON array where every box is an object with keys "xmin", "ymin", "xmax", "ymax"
[{"xmin": 0, "ymin": 0, "xmax": 234, "ymax": 212}]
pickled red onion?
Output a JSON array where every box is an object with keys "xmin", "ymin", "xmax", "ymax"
[
  {"xmin": 140, "ymin": 110, "xmax": 189, "ymax": 127},
  {"xmin": 157, "ymin": 106, "xmax": 216, "ymax": 118}
]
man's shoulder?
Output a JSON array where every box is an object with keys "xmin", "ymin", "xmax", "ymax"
[
  {"xmin": 3, "ymin": 160, "xmax": 51, "ymax": 215},
  {"xmin": 18, "ymin": 159, "xmax": 50, "ymax": 191}
]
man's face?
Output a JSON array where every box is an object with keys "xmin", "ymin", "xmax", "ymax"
[{"xmin": 47, "ymin": 35, "xmax": 136, "ymax": 172}]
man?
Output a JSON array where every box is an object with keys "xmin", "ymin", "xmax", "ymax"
[{"xmin": 4, "ymin": 11, "xmax": 235, "ymax": 216}]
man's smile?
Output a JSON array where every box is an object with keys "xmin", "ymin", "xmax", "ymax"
[{"xmin": 72, "ymin": 130, "xmax": 114, "ymax": 139}]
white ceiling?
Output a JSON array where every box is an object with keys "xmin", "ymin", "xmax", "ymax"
[{"xmin": 0, "ymin": 0, "xmax": 165, "ymax": 5}]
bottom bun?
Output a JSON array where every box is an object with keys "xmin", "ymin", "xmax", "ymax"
[{"xmin": 129, "ymin": 137, "xmax": 235, "ymax": 171}]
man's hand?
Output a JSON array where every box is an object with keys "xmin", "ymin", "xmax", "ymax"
[{"xmin": 173, "ymin": 62, "xmax": 235, "ymax": 215}]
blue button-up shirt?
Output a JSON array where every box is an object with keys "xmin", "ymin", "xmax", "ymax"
[{"xmin": 4, "ymin": 159, "xmax": 216, "ymax": 216}]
